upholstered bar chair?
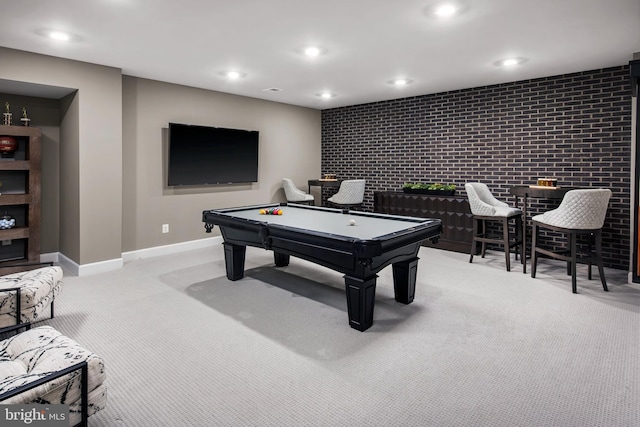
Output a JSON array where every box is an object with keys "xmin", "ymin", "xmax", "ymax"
[
  {"xmin": 530, "ymin": 188, "xmax": 611, "ymax": 293},
  {"xmin": 282, "ymin": 178, "xmax": 314, "ymax": 205},
  {"xmin": 327, "ymin": 179, "xmax": 366, "ymax": 209},
  {"xmin": 465, "ymin": 182, "xmax": 524, "ymax": 272}
]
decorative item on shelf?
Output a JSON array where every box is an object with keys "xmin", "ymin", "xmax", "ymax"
[
  {"xmin": 2, "ymin": 102, "xmax": 11, "ymax": 126},
  {"xmin": 20, "ymin": 107, "xmax": 30, "ymax": 127},
  {"xmin": 0, "ymin": 135, "xmax": 18, "ymax": 160},
  {"xmin": 402, "ymin": 182, "xmax": 457, "ymax": 196},
  {"xmin": 323, "ymin": 173, "xmax": 337, "ymax": 180},
  {"xmin": 0, "ymin": 212, "xmax": 15, "ymax": 229},
  {"xmin": 536, "ymin": 178, "xmax": 558, "ymax": 187}
]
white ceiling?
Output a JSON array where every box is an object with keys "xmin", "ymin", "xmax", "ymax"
[{"xmin": 0, "ymin": 0, "xmax": 638, "ymax": 109}]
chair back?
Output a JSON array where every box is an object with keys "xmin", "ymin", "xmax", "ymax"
[
  {"xmin": 535, "ymin": 189, "xmax": 611, "ymax": 229},
  {"xmin": 465, "ymin": 182, "xmax": 508, "ymax": 216},
  {"xmin": 331, "ymin": 179, "xmax": 366, "ymax": 204},
  {"xmin": 282, "ymin": 178, "xmax": 309, "ymax": 202}
]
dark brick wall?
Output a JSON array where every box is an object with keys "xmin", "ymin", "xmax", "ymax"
[{"xmin": 321, "ymin": 66, "xmax": 631, "ymax": 270}]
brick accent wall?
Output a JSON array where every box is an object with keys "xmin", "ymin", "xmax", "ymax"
[{"xmin": 321, "ymin": 66, "xmax": 631, "ymax": 270}]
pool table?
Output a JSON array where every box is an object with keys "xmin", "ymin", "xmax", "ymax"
[{"xmin": 203, "ymin": 203, "xmax": 442, "ymax": 331}]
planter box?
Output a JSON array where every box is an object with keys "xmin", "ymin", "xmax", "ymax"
[
  {"xmin": 402, "ymin": 188, "xmax": 456, "ymax": 196},
  {"xmin": 374, "ymin": 191, "xmax": 473, "ymax": 254}
]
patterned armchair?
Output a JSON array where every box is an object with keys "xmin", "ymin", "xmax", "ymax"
[
  {"xmin": 465, "ymin": 182, "xmax": 524, "ymax": 272},
  {"xmin": 531, "ymin": 188, "xmax": 612, "ymax": 293},
  {"xmin": 282, "ymin": 178, "xmax": 314, "ymax": 204},
  {"xmin": 327, "ymin": 179, "xmax": 366, "ymax": 209},
  {"xmin": 0, "ymin": 326, "xmax": 107, "ymax": 426}
]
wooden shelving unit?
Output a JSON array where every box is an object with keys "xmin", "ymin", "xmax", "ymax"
[{"xmin": 0, "ymin": 125, "xmax": 42, "ymax": 273}]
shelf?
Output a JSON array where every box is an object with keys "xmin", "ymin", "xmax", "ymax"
[
  {"xmin": 0, "ymin": 194, "xmax": 29, "ymax": 205},
  {"xmin": 0, "ymin": 125, "xmax": 41, "ymax": 138},
  {"xmin": 0, "ymin": 227, "xmax": 29, "ymax": 240},
  {"xmin": 0, "ymin": 161, "xmax": 30, "ymax": 170},
  {"xmin": 0, "ymin": 125, "xmax": 41, "ymax": 269}
]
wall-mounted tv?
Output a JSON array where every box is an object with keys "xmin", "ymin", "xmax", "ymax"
[{"xmin": 167, "ymin": 122, "xmax": 259, "ymax": 186}]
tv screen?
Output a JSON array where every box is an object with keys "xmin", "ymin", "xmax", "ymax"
[{"xmin": 168, "ymin": 123, "xmax": 259, "ymax": 186}]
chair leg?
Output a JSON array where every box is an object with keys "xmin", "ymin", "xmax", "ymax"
[
  {"xmin": 587, "ymin": 232, "xmax": 593, "ymax": 280},
  {"xmin": 480, "ymin": 218, "xmax": 487, "ymax": 258},
  {"xmin": 570, "ymin": 231, "xmax": 577, "ymax": 294},
  {"xmin": 502, "ymin": 217, "xmax": 511, "ymax": 272},
  {"xmin": 470, "ymin": 218, "xmax": 478, "ymax": 264},
  {"xmin": 566, "ymin": 233, "xmax": 571, "ymax": 276},
  {"xmin": 531, "ymin": 222, "xmax": 538, "ymax": 278},
  {"xmin": 517, "ymin": 215, "xmax": 525, "ymax": 273},
  {"xmin": 594, "ymin": 230, "xmax": 608, "ymax": 291}
]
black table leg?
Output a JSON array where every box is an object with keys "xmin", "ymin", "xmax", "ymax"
[
  {"xmin": 344, "ymin": 275, "xmax": 377, "ymax": 331},
  {"xmin": 223, "ymin": 243, "xmax": 246, "ymax": 281},
  {"xmin": 392, "ymin": 257, "xmax": 419, "ymax": 304},
  {"xmin": 274, "ymin": 252, "xmax": 290, "ymax": 267}
]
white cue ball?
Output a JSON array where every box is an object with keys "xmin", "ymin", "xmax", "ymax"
[{"xmin": 349, "ymin": 219, "xmax": 356, "ymax": 226}]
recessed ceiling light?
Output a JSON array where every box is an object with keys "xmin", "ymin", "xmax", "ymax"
[
  {"xmin": 390, "ymin": 78, "xmax": 413, "ymax": 87},
  {"xmin": 222, "ymin": 70, "xmax": 246, "ymax": 80},
  {"xmin": 304, "ymin": 46, "xmax": 321, "ymax": 57},
  {"xmin": 49, "ymin": 31, "xmax": 71, "ymax": 41},
  {"xmin": 434, "ymin": 4, "xmax": 457, "ymax": 17},
  {"xmin": 317, "ymin": 92, "xmax": 335, "ymax": 99},
  {"xmin": 36, "ymin": 28, "xmax": 80, "ymax": 42},
  {"xmin": 426, "ymin": 2, "xmax": 467, "ymax": 18},
  {"xmin": 496, "ymin": 57, "xmax": 526, "ymax": 67}
]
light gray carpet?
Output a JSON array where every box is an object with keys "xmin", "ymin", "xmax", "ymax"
[{"xmin": 42, "ymin": 245, "xmax": 638, "ymax": 427}]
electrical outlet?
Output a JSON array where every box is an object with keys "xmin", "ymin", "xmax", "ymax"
[{"xmin": 162, "ymin": 224, "xmax": 169, "ymax": 233}]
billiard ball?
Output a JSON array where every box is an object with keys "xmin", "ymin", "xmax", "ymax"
[{"xmin": 349, "ymin": 219, "xmax": 356, "ymax": 226}]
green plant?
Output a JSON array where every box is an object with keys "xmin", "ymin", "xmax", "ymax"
[
  {"xmin": 427, "ymin": 183, "xmax": 456, "ymax": 191},
  {"xmin": 403, "ymin": 182, "xmax": 456, "ymax": 191}
]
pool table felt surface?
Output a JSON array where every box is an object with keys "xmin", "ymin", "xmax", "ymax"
[{"xmin": 216, "ymin": 205, "xmax": 432, "ymax": 241}]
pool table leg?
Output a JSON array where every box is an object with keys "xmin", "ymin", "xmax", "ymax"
[
  {"xmin": 344, "ymin": 275, "xmax": 377, "ymax": 332},
  {"xmin": 223, "ymin": 243, "xmax": 246, "ymax": 281},
  {"xmin": 273, "ymin": 252, "xmax": 290, "ymax": 267},
  {"xmin": 392, "ymin": 257, "xmax": 419, "ymax": 304}
]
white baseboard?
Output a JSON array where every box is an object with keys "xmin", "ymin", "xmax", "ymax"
[
  {"xmin": 55, "ymin": 253, "xmax": 123, "ymax": 276},
  {"xmin": 40, "ymin": 252, "xmax": 58, "ymax": 264},
  {"xmin": 121, "ymin": 236, "xmax": 222, "ymax": 263},
  {"xmin": 41, "ymin": 236, "xmax": 223, "ymax": 276}
]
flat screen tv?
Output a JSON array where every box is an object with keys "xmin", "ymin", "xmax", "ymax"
[{"xmin": 168, "ymin": 122, "xmax": 259, "ymax": 186}]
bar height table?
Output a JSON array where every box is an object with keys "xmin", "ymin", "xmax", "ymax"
[{"xmin": 509, "ymin": 186, "xmax": 578, "ymax": 273}]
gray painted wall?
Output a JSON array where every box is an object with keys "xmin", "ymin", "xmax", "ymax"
[
  {"xmin": 0, "ymin": 47, "xmax": 321, "ymax": 267},
  {"xmin": 121, "ymin": 76, "xmax": 321, "ymax": 252}
]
